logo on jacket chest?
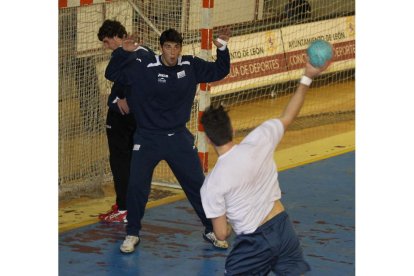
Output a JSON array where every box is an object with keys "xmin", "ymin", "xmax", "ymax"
[
  {"xmin": 157, "ymin": 71, "xmax": 186, "ymax": 83},
  {"xmin": 158, "ymin": 73, "xmax": 168, "ymax": 83},
  {"xmin": 177, "ymin": 70, "xmax": 186, "ymax": 79}
]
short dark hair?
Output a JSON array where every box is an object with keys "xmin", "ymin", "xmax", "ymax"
[
  {"xmin": 201, "ymin": 105, "xmax": 233, "ymax": 146},
  {"xmin": 159, "ymin": 28, "xmax": 183, "ymax": 46},
  {"xmin": 97, "ymin": 19, "xmax": 127, "ymax": 41}
]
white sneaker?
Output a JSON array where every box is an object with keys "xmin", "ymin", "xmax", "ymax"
[
  {"xmin": 120, "ymin": 235, "xmax": 140, "ymax": 253},
  {"xmin": 203, "ymin": 232, "xmax": 229, "ymax": 249}
]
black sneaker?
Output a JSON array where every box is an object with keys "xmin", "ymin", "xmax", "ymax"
[{"xmin": 203, "ymin": 232, "xmax": 229, "ymax": 249}]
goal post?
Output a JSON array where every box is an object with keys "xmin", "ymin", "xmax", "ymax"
[
  {"xmin": 197, "ymin": 0, "xmax": 215, "ymax": 173},
  {"xmin": 58, "ymin": 0, "xmax": 355, "ymax": 199}
]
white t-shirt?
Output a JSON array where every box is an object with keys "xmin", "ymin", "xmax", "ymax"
[{"xmin": 201, "ymin": 119, "xmax": 285, "ymax": 235}]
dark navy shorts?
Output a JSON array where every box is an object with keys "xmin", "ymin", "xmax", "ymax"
[{"xmin": 224, "ymin": 211, "xmax": 310, "ymax": 276}]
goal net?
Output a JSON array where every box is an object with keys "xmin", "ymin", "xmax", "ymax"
[{"xmin": 58, "ymin": 0, "xmax": 355, "ymax": 199}]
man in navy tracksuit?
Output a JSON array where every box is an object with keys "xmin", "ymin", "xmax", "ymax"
[{"xmin": 105, "ymin": 28, "xmax": 231, "ymax": 253}]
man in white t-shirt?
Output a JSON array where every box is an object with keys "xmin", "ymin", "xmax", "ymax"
[{"xmin": 200, "ymin": 61, "xmax": 329, "ymax": 275}]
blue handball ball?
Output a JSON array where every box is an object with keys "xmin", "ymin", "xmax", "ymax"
[{"xmin": 306, "ymin": 40, "xmax": 333, "ymax": 68}]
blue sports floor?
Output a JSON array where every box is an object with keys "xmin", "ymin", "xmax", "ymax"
[{"xmin": 59, "ymin": 151, "xmax": 355, "ymax": 275}]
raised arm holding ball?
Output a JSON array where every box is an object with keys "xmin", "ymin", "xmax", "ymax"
[{"xmin": 200, "ymin": 55, "xmax": 330, "ymax": 275}]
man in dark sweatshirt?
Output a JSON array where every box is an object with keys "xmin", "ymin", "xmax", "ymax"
[
  {"xmin": 97, "ymin": 20, "xmax": 137, "ymax": 223},
  {"xmin": 105, "ymin": 28, "xmax": 231, "ymax": 253}
]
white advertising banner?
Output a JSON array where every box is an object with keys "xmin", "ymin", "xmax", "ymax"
[{"xmin": 206, "ymin": 16, "xmax": 355, "ymax": 96}]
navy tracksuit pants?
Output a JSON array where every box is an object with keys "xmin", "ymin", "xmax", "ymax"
[{"xmin": 126, "ymin": 127, "xmax": 213, "ymax": 236}]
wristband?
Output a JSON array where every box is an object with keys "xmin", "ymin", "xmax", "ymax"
[
  {"xmin": 300, "ymin": 75, "xmax": 312, "ymax": 86},
  {"xmin": 216, "ymin": 37, "xmax": 227, "ymax": 50},
  {"xmin": 216, "ymin": 38, "xmax": 227, "ymax": 46}
]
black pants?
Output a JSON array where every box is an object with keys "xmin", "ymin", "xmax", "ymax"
[
  {"xmin": 126, "ymin": 128, "xmax": 213, "ymax": 236},
  {"xmin": 106, "ymin": 109, "xmax": 136, "ymax": 210}
]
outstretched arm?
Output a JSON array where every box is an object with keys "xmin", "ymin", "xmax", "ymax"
[
  {"xmin": 194, "ymin": 28, "xmax": 232, "ymax": 83},
  {"xmin": 279, "ymin": 62, "xmax": 329, "ymax": 129},
  {"xmin": 105, "ymin": 35, "xmax": 150, "ymax": 84},
  {"xmin": 105, "ymin": 48, "xmax": 136, "ymax": 84}
]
